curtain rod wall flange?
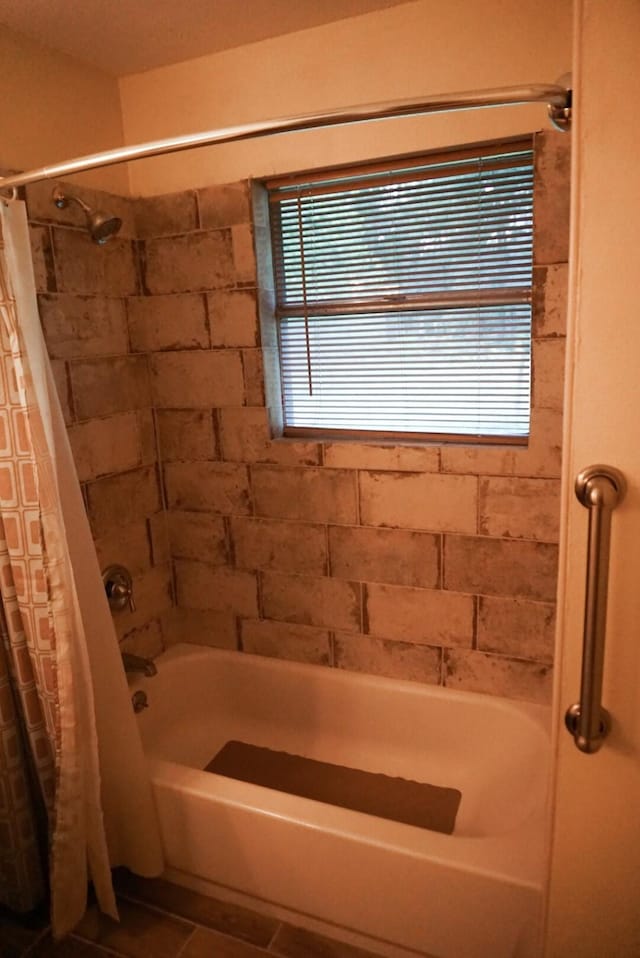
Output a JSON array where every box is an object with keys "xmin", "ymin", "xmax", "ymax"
[
  {"xmin": 0, "ymin": 82, "xmax": 571, "ymax": 193},
  {"xmin": 547, "ymin": 72, "xmax": 573, "ymax": 131}
]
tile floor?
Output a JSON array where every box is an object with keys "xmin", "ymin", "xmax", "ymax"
[{"xmin": 1, "ymin": 870, "xmax": 387, "ymax": 958}]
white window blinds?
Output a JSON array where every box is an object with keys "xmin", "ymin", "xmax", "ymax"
[{"xmin": 267, "ymin": 140, "xmax": 534, "ymax": 442}]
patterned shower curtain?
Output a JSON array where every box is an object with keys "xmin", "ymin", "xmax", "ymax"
[{"xmin": 0, "ymin": 197, "xmax": 163, "ymax": 935}]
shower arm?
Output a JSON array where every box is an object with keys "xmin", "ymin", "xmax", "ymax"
[{"xmin": 0, "ymin": 81, "xmax": 571, "ymax": 193}]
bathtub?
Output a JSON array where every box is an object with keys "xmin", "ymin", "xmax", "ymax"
[{"xmin": 132, "ymin": 643, "xmax": 550, "ymax": 958}]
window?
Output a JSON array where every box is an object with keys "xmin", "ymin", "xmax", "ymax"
[{"xmin": 266, "ymin": 139, "xmax": 534, "ymax": 443}]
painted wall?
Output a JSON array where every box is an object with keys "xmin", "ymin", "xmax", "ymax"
[
  {"xmin": 0, "ymin": 28, "xmax": 127, "ymax": 194},
  {"xmin": 545, "ymin": 1, "xmax": 640, "ymax": 953},
  {"xmin": 119, "ymin": 0, "xmax": 573, "ymax": 196}
]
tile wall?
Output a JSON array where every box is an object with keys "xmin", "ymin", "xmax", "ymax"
[
  {"xmin": 27, "ymin": 130, "xmax": 569, "ymax": 704},
  {"xmin": 25, "ymin": 181, "xmax": 172, "ymax": 659}
]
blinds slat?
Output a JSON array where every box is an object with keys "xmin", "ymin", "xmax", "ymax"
[{"xmin": 270, "ymin": 149, "xmax": 533, "ymax": 197}]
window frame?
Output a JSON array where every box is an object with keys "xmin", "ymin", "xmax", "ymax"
[{"xmin": 260, "ymin": 136, "xmax": 535, "ymax": 447}]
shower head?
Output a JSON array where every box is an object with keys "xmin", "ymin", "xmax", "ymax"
[{"xmin": 52, "ymin": 186, "xmax": 122, "ymax": 244}]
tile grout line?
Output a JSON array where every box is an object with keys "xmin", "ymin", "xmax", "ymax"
[
  {"xmin": 68, "ymin": 932, "xmax": 130, "ymax": 957},
  {"xmin": 174, "ymin": 924, "xmax": 198, "ymax": 958},
  {"xmin": 266, "ymin": 920, "xmax": 284, "ymax": 952},
  {"xmin": 112, "ymin": 889, "xmax": 278, "ymax": 955},
  {"xmin": 20, "ymin": 925, "xmax": 51, "ymax": 957}
]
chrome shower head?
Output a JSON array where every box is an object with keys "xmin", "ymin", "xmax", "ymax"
[{"xmin": 52, "ymin": 185, "xmax": 122, "ymax": 244}]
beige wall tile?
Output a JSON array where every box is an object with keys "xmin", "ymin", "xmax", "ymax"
[
  {"xmin": 164, "ymin": 461, "xmax": 251, "ymax": 514},
  {"xmin": 87, "ymin": 465, "xmax": 161, "ymax": 537},
  {"xmin": 512, "ymin": 407, "xmax": 563, "ymax": 478},
  {"xmin": 257, "ymin": 287, "xmax": 277, "ymax": 346},
  {"xmin": 478, "ymin": 476, "xmax": 561, "ymax": 541},
  {"xmin": 251, "ymin": 465, "xmax": 357, "ymax": 524},
  {"xmin": 231, "ymin": 517, "xmax": 327, "ymax": 575},
  {"xmin": 440, "ymin": 444, "xmax": 516, "ymax": 477},
  {"xmin": 261, "ymin": 351, "xmax": 284, "ymax": 444},
  {"xmin": 532, "ymin": 263, "xmax": 568, "ymax": 338},
  {"xmin": 176, "ymin": 559, "xmax": 258, "ymax": 616},
  {"xmin": 157, "ymin": 409, "xmax": 218, "ymax": 461},
  {"xmin": 365, "ymin": 582, "xmax": 474, "ymax": 647},
  {"xmin": 70, "ymin": 356, "xmax": 151, "ymax": 419},
  {"xmin": 240, "ymin": 618, "xmax": 331, "ymax": 665},
  {"xmin": 143, "ymin": 230, "xmax": 234, "ymax": 294},
  {"xmin": 219, "ymin": 408, "xmax": 320, "ymax": 465},
  {"xmin": 259, "ymin": 439, "xmax": 322, "ymax": 466},
  {"xmin": 128, "ymin": 293, "xmax": 209, "ymax": 351},
  {"xmin": 532, "ymin": 338, "xmax": 566, "ymax": 412},
  {"xmin": 133, "ymin": 191, "xmax": 198, "ymax": 238},
  {"xmin": 168, "ymin": 510, "xmax": 228, "ymax": 564},
  {"xmin": 29, "ymin": 225, "xmax": 56, "ymax": 292},
  {"xmin": 68, "ymin": 411, "xmax": 141, "ymax": 481},
  {"xmin": 359, "ymin": 471, "xmax": 477, "ymax": 533},
  {"xmin": 150, "ymin": 350, "xmax": 244, "ymax": 407},
  {"xmin": 197, "ymin": 182, "xmax": 251, "ymax": 229},
  {"xmin": 147, "ymin": 512, "xmax": 170, "ymax": 566},
  {"xmin": 161, "ymin": 607, "xmax": 238, "ymax": 649},
  {"xmin": 444, "ymin": 649, "xmax": 553, "ymax": 705},
  {"xmin": 50, "ymin": 359, "xmax": 74, "ymax": 424},
  {"xmin": 533, "ymin": 130, "xmax": 571, "ymax": 266},
  {"xmin": 27, "ymin": 180, "xmax": 83, "ymax": 227},
  {"xmin": 477, "ymin": 596, "xmax": 555, "ymax": 664},
  {"xmin": 120, "ymin": 619, "xmax": 164, "ymax": 660},
  {"xmin": 39, "ymin": 293, "xmax": 128, "ymax": 359},
  {"xmin": 242, "ymin": 348, "xmax": 266, "ymax": 406},
  {"xmin": 137, "ymin": 408, "xmax": 158, "ymax": 465},
  {"xmin": 251, "ymin": 181, "xmax": 270, "ymax": 232},
  {"xmin": 53, "ymin": 229, "xmax": 138, "ymax": 296},
  {"xmin": 329, "ymin": 525, "xmax": 440, "ymax": 588},
  {"xmin": 444, "ymin": 535, "xmax": 558, "ymax": 602},
  {"xmin": 219, "ymin": 407, "xmax": 269, "ymax": 460},
  {"xmin": 231, "ymin": 224, "xmax": 257, "ymax": 284},
  {"xmin": 208, "ymin": 290, "xmax": 259, "ymax": 347},
  {"xmin": 334, "ymin": 633, "xmax": 442, "ymax": 685},
  {"xmin": 95, "ymin": 519, "xmax": 152, "ymax": 576},
  {"xmin": 323, "ymin": 442, "xmax": 439, "ymax": 472},
  {"xmin": 261, "ymin": 571, "xmax": 361, "ymax": 633},
  {"xmin": 115, "ymin": 563, "xmax": 173, "ymax": 640}
]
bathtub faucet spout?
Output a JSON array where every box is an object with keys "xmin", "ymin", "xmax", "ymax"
[{"xmin": 121, "ymin": 652, "xmax": 158, "ymax": 677}]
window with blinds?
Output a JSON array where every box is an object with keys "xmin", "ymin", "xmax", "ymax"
[{"xmin": 266, "ymin": 139, "xmax": 534, "ymax": 442}]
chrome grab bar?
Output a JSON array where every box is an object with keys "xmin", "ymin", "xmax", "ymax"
[{"xmin": 565, "ymin": 465, "xmax": 625, "ymax": 753}]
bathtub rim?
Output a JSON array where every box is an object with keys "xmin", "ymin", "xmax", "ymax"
[{"xmin": 132, "ymin": 640, "xmax": 552, "ymax": 737}]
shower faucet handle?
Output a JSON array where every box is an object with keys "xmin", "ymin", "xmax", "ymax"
[{"xmin": 102, "ymin": 564, "xmax": 136, "ymax": 613}]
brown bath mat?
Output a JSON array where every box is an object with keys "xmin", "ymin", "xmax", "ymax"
[{"xmin": 205, "ymin": 740, "xmax": 462, "ymax": 835}]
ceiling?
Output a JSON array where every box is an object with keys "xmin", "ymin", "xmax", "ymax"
[{"xmin": 0, "ymin": 0, "xmax": 411, "ymax": 76}]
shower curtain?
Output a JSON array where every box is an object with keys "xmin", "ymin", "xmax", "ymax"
[{"xmin": 0, "ymin": 198, "xmax": 163, "ymax": 935}]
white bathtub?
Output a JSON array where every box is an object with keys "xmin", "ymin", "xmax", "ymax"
[{"xmin": 132, "ymin": 643, "xmax": 550, "ymax": 958}]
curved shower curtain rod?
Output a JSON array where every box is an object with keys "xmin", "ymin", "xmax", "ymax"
[{"xmin": 0, "ymin": 81, "xmax": 571, "ymax": 193}]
